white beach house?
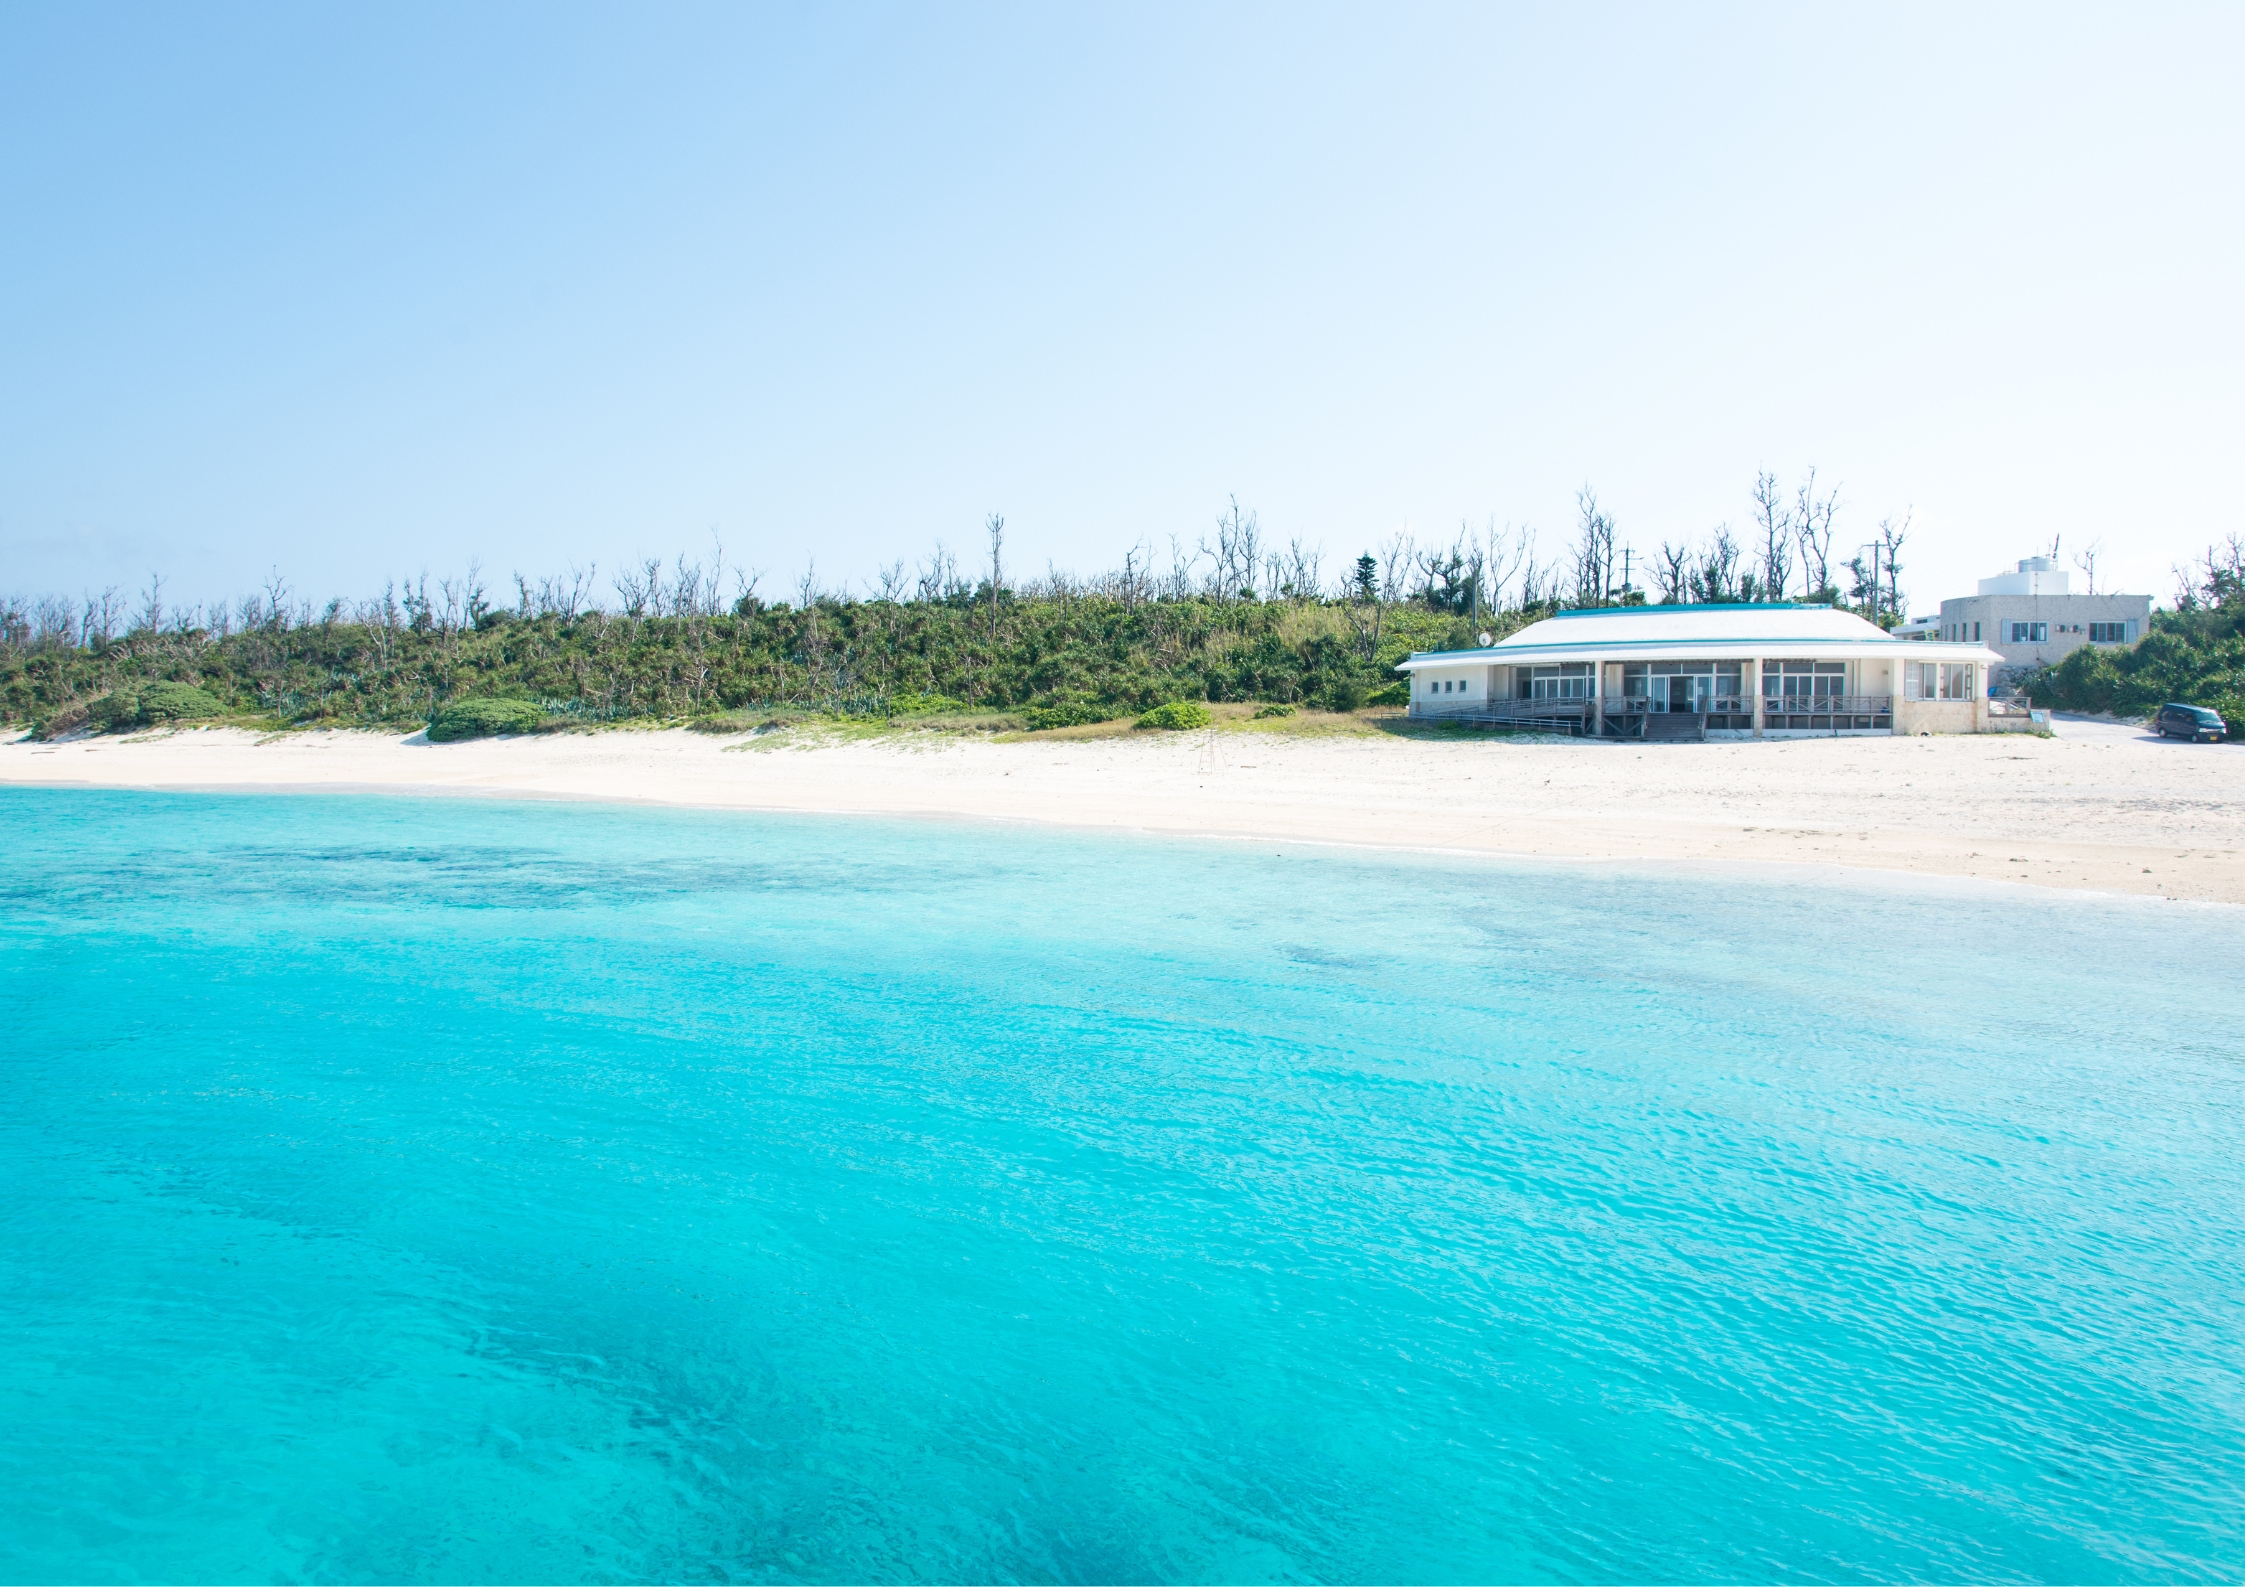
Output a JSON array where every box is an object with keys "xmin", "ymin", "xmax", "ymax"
[{"xmin": 1397, "ymin": 603, "xmax": 2008, "ymax": 739}]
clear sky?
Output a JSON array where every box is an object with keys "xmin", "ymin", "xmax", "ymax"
[{"xmin": 4, "ymin": 2, "xmax": 2239, "ymax": 617}]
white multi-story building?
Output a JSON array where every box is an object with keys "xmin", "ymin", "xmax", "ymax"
[{"xmin": 1935, "ymin": 558, "xmax": 2150, "ymax": 677}]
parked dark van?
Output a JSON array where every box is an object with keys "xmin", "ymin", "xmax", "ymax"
[{"xmin": 2155, "ymin": 703, "xmax": 2228, "ymax": 742}]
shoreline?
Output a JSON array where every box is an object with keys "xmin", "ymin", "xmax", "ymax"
[
  {"xmin": 24, "ymin": 769, "xmax": 2225, "ymax": 914},
  {"xmin": 6, "ymin": 723, "xmax": 2242, "ymax": 905}
]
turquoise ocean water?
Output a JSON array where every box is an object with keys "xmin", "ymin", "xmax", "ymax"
[{"xmin": 2, "ymin": 788, "xmax": 2241, "ymax": 1584}]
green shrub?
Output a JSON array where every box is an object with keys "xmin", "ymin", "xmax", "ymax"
[
  {"xmin": 75, "ymin": 682, "xmax": 225, "ymax": 734},
  {"xmin": 1023, "ymin": 700, "xmax": 1114, "ymax": 731},
  {"xmin": 1366, "ymin": 681, "xmax": 1409, "ymax": 706},
  {"xmin": 1134, "ymin": 700, "xmax": 1211, "ymax": 731},
  {"xmin": 88, "ymin": 692, "xmax": 141, "ymax": 731},
  {"xmin": 1252, "ymin": 702, "xmax": 1297, "ymax": 719},
  {"xmin": 427, "ymin": 697, "xmax": 547, "ymax": 741},
  {"xmin": 1323, "ymin": 678, "xmax": 1368, "ymax": 713},
  {"xmin": 135, "ymin": 682, "xmax": 222, "ymax": 722},
  {"xmin": 35, "ymin": 702, "xmax": 93, "ymax": 740}
]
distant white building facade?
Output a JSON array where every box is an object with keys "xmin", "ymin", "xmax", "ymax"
[
  {"xmin": 1935, "ymin": 557, "xmax": 2150, "ymax": 676},
  {"xmin": 1397, "ymin": 604, "xmax": 2006, "ymax": 739}
]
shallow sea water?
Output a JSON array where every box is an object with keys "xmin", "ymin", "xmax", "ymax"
[{"xmin": 2, "ymin": 788, "xmax": 2241, "ymax": 1584}]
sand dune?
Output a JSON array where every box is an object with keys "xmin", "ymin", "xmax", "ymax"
[{"xmin": 5, "ymin": 720, "xmax": 2239, "ymax": 903}]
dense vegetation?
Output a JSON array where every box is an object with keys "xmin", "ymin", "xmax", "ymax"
[
  {"xmin": 2022, "ymin": 540, "xmax": 2245, "ymax": 725},
  {"xmin": 2, "ymin": 571, "xmax": 1477, "ymax": 738},
  {"xmin": 1, "ymin": 476, "xmax": 1913, "ymax": 739}
]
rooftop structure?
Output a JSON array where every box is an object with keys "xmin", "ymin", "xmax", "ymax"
[
  {"xmin": 1396, "ymin": 603, "xmax": 2005, "ymax": 739},
  {"xmin": 1978, "ymin": 556, "xmax": 2073, "ymax": 596}
]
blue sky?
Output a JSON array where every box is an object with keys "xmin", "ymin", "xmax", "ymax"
[{"xmin": 3, "ymin": 2, "xmax": 2238, "ymax": 615}]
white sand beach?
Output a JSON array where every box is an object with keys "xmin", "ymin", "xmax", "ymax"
[{"xmin": 4, "ymin": 718, "xmax": 2238, "ymax": 904}]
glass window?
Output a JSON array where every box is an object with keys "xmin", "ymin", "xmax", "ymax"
[
  {"xmin": 1528, "ymin": 665, "xmax": 1590, "ymax": 700},
  {"xmin": 1763, "ymin": 660, "xmax": 1846, "ymax": 702},
  {"xmin": 1940, "ymin": 663, "xmax": 1975, "ymax": 701},
  {"xmin": 2089, "ymin": 622, "xmax": 2132, "ymax": 643}
]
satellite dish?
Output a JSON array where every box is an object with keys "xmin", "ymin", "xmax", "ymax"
[{"xmin": 1477, "ymin": 631, "xmax": 1494, "ymax": 647}]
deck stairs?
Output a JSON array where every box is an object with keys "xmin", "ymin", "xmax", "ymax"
[{"xmin": 1642, "ymin": 712, "xmax": 1707, "ymax": 743}]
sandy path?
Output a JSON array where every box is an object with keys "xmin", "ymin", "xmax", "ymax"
[{"xmin": 4, "ymin": 724, "xmax": 2240, "ymax": 903}]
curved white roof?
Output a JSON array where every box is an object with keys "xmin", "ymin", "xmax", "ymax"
[{"xmin": 1398, "ymin": 603, "xmax": 2003, "ymax": 670}]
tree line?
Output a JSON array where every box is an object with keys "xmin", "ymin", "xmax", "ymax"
[{"xmin": 3, "ymin": 471, "xmax": 1920, "ymax": 734}]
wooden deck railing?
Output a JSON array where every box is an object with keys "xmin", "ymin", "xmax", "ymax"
[{"xmin": 1408, "ymin": 694, "xmax": 1897, "ymax": 733}]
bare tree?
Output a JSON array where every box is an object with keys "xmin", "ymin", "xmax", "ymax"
[
  {"xmin": 30, "ymin": 595, "xmax": 75, "ymax": 649},
  {"xmin": 1117, "ymin": 542, "xmax": 1151, "ymax": 610},
  {"xmin": 916, "ymin": 541, "xmax": 961, "ymax": 603},
  {"xmin": 1848, "ymin": 514, "xmax": 1910, "ymax": 625},
  {"xmin": 2072, "ymin": 537, "xmax": 2102, "ymax": 595},
  {"xmin": 135, "ymin": 573, "xmax": 165, "ymax": 635},
  {"xmin": 1569, "ymin": 487, "xmax": 1617, "ymax": 604},
  {"xmin": 1475, "ymin": 519, "xmax": 1529, "ymax": 613},
  {"xmin": 1792, "ymin": 470, "xmax": 1840, "ymax": 601},
  {"xmin": 1876, "ymin": 514, "xmax": 1909, "ymax": 624},
  {"xmin": 615, "ymin": 558, "xmax": 666, "ymax": 621},
  {"xmin": 1515, "ymin": 527, "xmax": 1553, "ymax": 609},
  {"xmin": 1200, "ymin": 497, "xmax": 1263, "ymax": 601},
  {"xmin": 515, "ymin": 563, "xmax": 600, "ymax": 619},
  {"xmin": 1378, "ymin": 529, "xmax": 1416, "ymax": 616},
  {"xmin": 1750, "ymin": 472, "xmax": 1792, "ymax": 599},
  {"xmin": 261, "ymin": 568, "xmax": 291, "ymax": 631},
  {"xmin": 986, "ymin": 512, "xmax": 1005, "ymax": 643},
  {"xmin": 2176, "ymin": 534, "xmax": 2245, "ymax": 607},
  {"xmin": 1164, "ymin": 534, "xmax": 1196, "ymax": 601},
  {"xmin": 1415, "ymin": 532, "xmax": 1481, "ymax": 614},
  {"xmin": 80, "ymin": 586, "xmax": 125, "ymax": 647},
  {"xmin": 1688, "ymin": 527, "xmax": 1742, "ymax": 604},
  {"xmin": 1654, "ymin": 541, "xmax": 1691, "ymax": 604}
]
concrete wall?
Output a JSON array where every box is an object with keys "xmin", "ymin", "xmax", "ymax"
[
  {"xmin": 1413, "ymin": 665, "xmax": 1492, "ymax": 705},
  {"xmin": 1935, "ymin": 591, "xmax": 2151, "ymax": 675},
  {"xmin": 1893, "ymin": 698, "xmax": 1986, "ymax": 735}
]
